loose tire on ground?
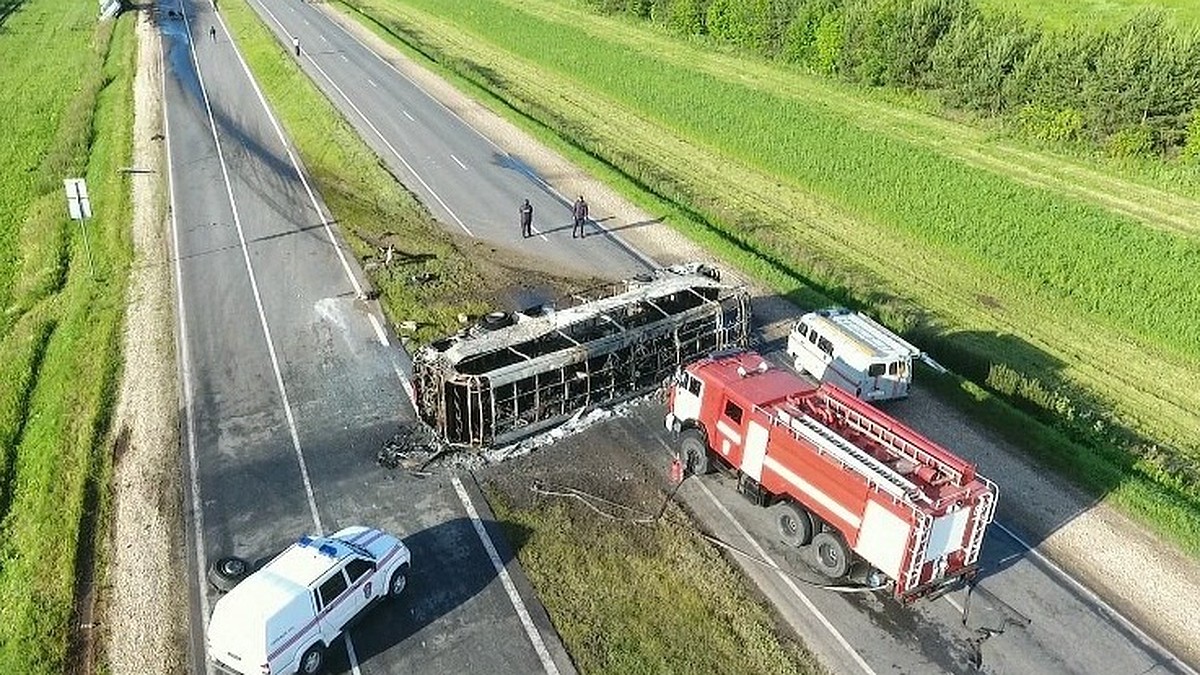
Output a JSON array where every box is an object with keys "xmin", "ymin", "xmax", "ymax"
[
  {"xmin": 774, "ymin": 501, "xmax": 814, "ymax": 547},
  {"xmin": 388, "ymin": 563, "xmax": 410, "ymax": 599},
  {"xmin": 811, "ymin": 531, "xmax": 851, "ymax": 579},
  {"xmin": 299, "ymin": 643, "xmax": 325, "ymax": 675},
  {"xmin": 678, "ymin": 428, "xmax": 710, "ymax": 476},
  {"xmin": 207, "ymin": 556, "xmax": 249, "ymax": 592}
]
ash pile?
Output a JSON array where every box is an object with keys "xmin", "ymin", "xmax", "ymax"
[{"xmin": 377, "ymin": 423, "xmax": 449, "ymax": 472}]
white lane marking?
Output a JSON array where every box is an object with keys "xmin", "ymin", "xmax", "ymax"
[
  {"xmin": 992, "ymin": 523, "xmax": 1197, "ymax": 675},
  {"xmin": 401, "ymin": 109, "xmax": 415, "ymax": 122},
  {"xmin": 182, "ymin": 3, "xmax": 324, "ymax": 534},
  {"xmin": 368, "ymin": 314, "xmax": 388, "ymax": 346},
  {"xmin": 216, "ymin": 5, "xmax": 373, "ymax": 302},
  {"xmin": 161, "ymin": 31, "xmax": 213, "ymax": 675},
  {"xmin": 252, "ymin": 0, "xmax": 474, "ymax": 237},
  {"xmin": 340, "ymin": 53, "xmax": 348, "ymax": 62},
  {"xmin": 367, "ymin": 78, "xmax": 377, "ymax": 88},
  {"xmin": 692, "ymin": 478, "xmax": 877, "ymax": 675},
  {"xmin": 344, "ymin": 633, "xmax": 363, "ymax": 675},
  {"xmin": 320, "ymin": 34, "xmax": 327, "ymax": 42},
  {"xmin": 450, "ymin": 154, "xmax": 467, "ymax": 170},
  {"xmin": 321, "ymin": 12, "xmax": 658, "ymax": 269},
  {"xmin": 451, "ymin": 476, "xmax": 560, "ymax": 675},
  {"xmin": 391, "ymin": 363, "xmax": 416, "ymax": 410},
  {"xmin": 942, "ymin": 593, "xmax": 964, "ymax": 614}
]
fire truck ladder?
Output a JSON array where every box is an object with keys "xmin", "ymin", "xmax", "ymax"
[
  {"xmin": 903, "ymin": 510, "xmax": 933, "ymax": 593},
  {"xmin": 780, "ymin": 408, "xmax": 925, "ymax": 504},
  {"xmin": 962, "ymin": 487, "xmax": 995, "ymax": 565},
  {"xmin": 820, "ymin": 391, "xmax": 967, "ymax": 487}
]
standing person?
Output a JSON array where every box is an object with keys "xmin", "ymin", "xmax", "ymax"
[
  {"xmin": 519, "ymin": 199, "xmax": 534, "ymax": 238},
  {"xmin": 209, "ymin": 25, "xmax": 216, "ymax": 41},
  {"xmin": 293, "ymin": 36, "xmax": 300, "ymax": 57},
  {"xmin": 572, "ymin": 195, "xmax": 588, "ymax": 239},
  {"xmin": 211, "ymin": 0, "xmax": 217, "ymax": 11}
]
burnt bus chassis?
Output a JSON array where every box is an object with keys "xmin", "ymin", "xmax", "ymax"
[{"xmin": 414, "ymin": 267, "xmax": 752, "ymax": 447}]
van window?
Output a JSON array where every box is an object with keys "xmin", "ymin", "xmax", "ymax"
[
  {"xmin": 795, "ymin": 322, "xmax": 809, "ymax": 339},
  {"xmin": 868, "ymin": 363, "xmax": 886, "ymax": 377},
  {"xmin": 888, "ymin": 362, "xmax": 899, "ymax": 375},
  {"xmin": 817, "ymin": 336, "xmax": 834, "ymax": 356},
  {"xmin": 345, "ymin": 558, "xmax": 374, "ymax": 583},
  {"xmin": 318, "ymin": 572, "xmax": 348, "ymax": 608},
  {"xmin": 808, "ymin": 330, "xmax": 819, "ymax": 345},
  {"xmin": 723, "ymin": 399, "xmax": 743, "ymax": 425},
  {"xmin": 685, "ymin": 373, "xmax": 702, "ymax": 396}
]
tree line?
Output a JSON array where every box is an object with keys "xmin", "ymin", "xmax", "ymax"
[{"xmin": 583, "ymin": 0, "xmax": 1200, "ymax": 160}]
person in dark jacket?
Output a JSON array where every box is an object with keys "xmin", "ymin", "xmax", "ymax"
[
  {"xmin": 572, "ymin": 196, "xmax": 588, "ymax": 239},
  {"xmin": 519, "ymin": 199, "xmax": 533, "ymax": 238}
]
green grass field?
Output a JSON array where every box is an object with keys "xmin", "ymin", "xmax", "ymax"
[
  {"xmin": 336, "ymin": 0, "xmax": 1200, "ymax": 554},
  {"xmin": 0, "ymin": 0, "xmax": 136, "ymax": 670},
  {"xmin": 978, "ymin": 0, "xmax": 1200, "ymax": 29},
  {"xmin": 486, "ymin": 490, "xmax": 820, "ymax": 674}
]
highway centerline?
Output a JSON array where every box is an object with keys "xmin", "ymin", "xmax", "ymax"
[
  {"xmin": 252, "ymin": 0, "xmax": 475, "ymax": 236},
  {"xmin": 450, "ymin": 154, "xmax": 467, "ymax": 170}
]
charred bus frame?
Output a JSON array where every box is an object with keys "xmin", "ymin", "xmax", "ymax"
[{"xmin": 414, "ymin": 265, "xmax": 751, "ymax": 447}]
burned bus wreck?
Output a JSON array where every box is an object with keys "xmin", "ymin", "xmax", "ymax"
[{"xmin": 414, "ymin": 264, "xmax": 752, "ymax": 447}]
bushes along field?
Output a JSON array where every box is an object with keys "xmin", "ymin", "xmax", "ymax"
[
  {"xmin": 0, "ymin": 0, "xmax": 135, "ymax": 670},
  {"xmin": 337, "ymin": 0, "xmax": 1200, "ymax": 553},
  {"xmin": 585, "ymin": 0, "xmax": 1200, "ymax": 161}
]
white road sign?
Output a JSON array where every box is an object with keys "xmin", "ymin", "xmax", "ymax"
[{"xmin": 64, "ymin": 178, "xmax": 92, "ymax": 220}]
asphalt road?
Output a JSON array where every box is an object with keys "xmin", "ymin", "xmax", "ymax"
[
  {"xmin": 158, "ymin": 1, "xmax": 573, "ymax": 672},
  {"xmin": 563, "ymin": 403, "xmax": 1193, "ymax": 675},
  {"xmin": 244, "ymin": 0, "xmax": 653, "ymax": 280},
  {"xmin": 164, "ymin": 0, "xmax": 1197, "ymax": 672}
]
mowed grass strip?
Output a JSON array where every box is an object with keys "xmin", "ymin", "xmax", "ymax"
[
  {"xmin": 486, "ymin": 490, "xmax": 821, "ymax": 675},
  {"xmin": 0, "ymin": 0, "xmax": 136, "ymax": 670},
  {"xmin": 339, "ymin": 0, "xmax": 1200, "ymax": 551},
  {"xmin": 977, "ymin": 0, "xmax": 1200, "ymax": 30},
  {"xmin": 221, "ymin": 0, "xmax": 493, "ymax": 343}
]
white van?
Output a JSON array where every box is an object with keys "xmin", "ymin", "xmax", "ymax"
[
  {"xmin": 786, "ymin": 307, "xmax": 921, "ymax": 401},
  {"xmin": 207, "ymin": 526, "xmax": 411, "ymax": 675}
]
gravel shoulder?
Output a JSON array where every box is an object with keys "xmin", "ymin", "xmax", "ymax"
[
  {"xmin": 323, "ymin": 6, "xmax": 1200, "ymax": 668},
  {"xmin": 102, "ymin": 10, "xmax": 187, "ymax": 675}
]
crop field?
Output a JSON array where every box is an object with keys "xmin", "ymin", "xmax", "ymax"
[
  {"xmin": 0, "ymin": 0, "xmax": 136, "ymax": 670},
  {"xmin": 337, "ymin": 0, "xmax": 1200, "ymax": 552},
  {"xmin": 978, "ymin": 0, "xmax": 1200, "ymax": 29}
]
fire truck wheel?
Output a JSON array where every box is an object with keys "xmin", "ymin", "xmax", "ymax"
[
  {"xmin": 774, "ymin": 502, "xmax": 813, "ymax": 547},
  {"xmin": 678, "ymin": 429, "xmax": 710, "ymax": 475},
  {"xmin": 811, "ymin": 531, "xmax": 851, "ymax": 579}
]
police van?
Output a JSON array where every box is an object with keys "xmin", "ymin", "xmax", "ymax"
[
  {"xmin": 206, "ymin": 526, "xmax": 411, "ymax": 675},
  {"xmin": 786, "ymin": 307, "xmax": 923, "ymax": 402}
]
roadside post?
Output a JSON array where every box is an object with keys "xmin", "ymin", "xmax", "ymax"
[{"xmin": 64, "ymin": 178, "xmax": 96, "ymax": 279}]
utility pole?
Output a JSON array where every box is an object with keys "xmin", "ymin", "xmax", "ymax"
[{"xmin": 63, "ymin": 178, "xmax": 96, "ymax": 279}]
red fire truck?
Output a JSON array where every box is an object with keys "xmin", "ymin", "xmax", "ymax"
[{"xmin": 665, "ymin": 350, "xmax": 997, "ymax": 600}]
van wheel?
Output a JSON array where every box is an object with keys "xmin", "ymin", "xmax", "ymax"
[
  {"xmin": 811, "ymin": 531, "xmax": 851, "ymax": 579},
  {"xmin": 207, "ymin": 556, "xmax": 249, "ymax": 592},
  {"xmin": 299, "ymin": 644, "xmax": 325, "ymax": 675},
  {"xmin": 678, "ymin": 429, "xmax": 710, "ymax": 475},
  {"xmin": 774, "ymin": 502, "xmax": 813, "ymax": 547},
  {"xmin": 388, "ymin": 563, "xmax": 410, "ymax": 599}
]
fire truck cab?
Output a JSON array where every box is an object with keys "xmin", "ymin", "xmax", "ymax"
[{"xmin": 665, "ymin": 351, "xmax": 996, "ymax": 600}]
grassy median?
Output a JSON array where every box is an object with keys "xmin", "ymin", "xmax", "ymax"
[{"xmin": 0, "ymin": 0, "xmax": 136, "ymax": 671}]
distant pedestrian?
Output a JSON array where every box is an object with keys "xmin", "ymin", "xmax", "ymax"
[
  {"xmin": 293, "ymin": 36, "xmax": 300, "ymax": 57},
  {"xmin": 209, "ymin": 25, "xmax": 216, "ymax": 41},
  {"xmin": 212, "ymin": 0, "xmax": 217, "ymax": 11},
  {"xmin": 519, "ymin": 199, "xmax": 533, "ymax": 238},
  {"xmin": 572, "ymin": 196, "xmax": 588, "ymax": 239}
]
